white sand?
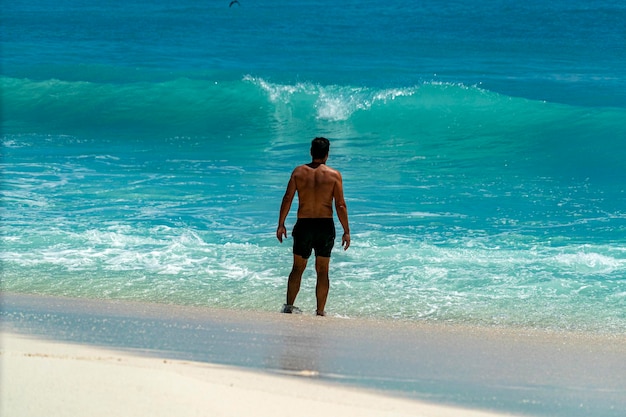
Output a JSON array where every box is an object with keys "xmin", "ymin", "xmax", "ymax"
[{"xmin": 1, "ymin": 332, "xmax": 514, "ymax": 417}]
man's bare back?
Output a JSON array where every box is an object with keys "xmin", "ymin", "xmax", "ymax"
[{"xmin": 291, "ymin": 162, "xmax": 341, "ymax": 218}]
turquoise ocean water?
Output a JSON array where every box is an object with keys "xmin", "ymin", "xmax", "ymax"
[{"xmin": 2, "ymin": 0, "xmax": 625, "ymax": 333}]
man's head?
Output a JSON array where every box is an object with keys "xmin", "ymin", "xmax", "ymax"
[{"xmin": 311, "ymin": 137, "xmax": 330, "ymax": 160}]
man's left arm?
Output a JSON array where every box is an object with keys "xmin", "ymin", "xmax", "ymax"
[{"xmin": 277, "ymin": 173, "xmax": 297, "ymax": 243}]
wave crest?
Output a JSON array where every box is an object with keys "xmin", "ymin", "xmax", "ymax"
[{"xmin": 244, "ymin": 75, "xmax": 417, "ymax": 121}]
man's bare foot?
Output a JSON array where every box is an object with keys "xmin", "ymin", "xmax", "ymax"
[{"xmin": 282, "ymin": 304, "xmax": 302, "ymax": 314}]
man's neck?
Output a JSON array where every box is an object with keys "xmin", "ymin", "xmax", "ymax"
[{"xmin": 307, "ymin": 160, "xmax": 325, "ymax": 168}]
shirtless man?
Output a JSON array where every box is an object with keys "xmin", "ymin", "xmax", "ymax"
[{"xmin": 276, "ymin": 137, "xmax": 350, "ymax": 316}]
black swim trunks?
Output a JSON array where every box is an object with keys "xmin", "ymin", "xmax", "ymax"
[{"xmin": 292, "ymin": 218, "xmax": 336, "ymax": 259}]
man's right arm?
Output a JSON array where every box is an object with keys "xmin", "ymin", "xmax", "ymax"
[{"xmin": 333, "ymin": 172, "xmax": 350, "ymax": 250}]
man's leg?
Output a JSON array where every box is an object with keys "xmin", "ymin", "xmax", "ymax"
[
  {"xmin": 315, "ymin": 256, "xmax": 330, "ymax": 316},
  {"xmin": 286, "ymin": 254, "xmax": 307, "ymax": 306}
]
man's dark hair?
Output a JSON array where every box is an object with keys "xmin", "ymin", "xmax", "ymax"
[{"xmin": 311, "ymin": 137, "xmax": 330, "ymax": 159}]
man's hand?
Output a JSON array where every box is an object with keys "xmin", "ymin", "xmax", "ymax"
[
  {"xmin": 342, "ymin": 232, "xmax": 350, "ymax": 250},
  {"xmin": 277, "ymin": 225, "xmax": 288, "ymax": 243}
]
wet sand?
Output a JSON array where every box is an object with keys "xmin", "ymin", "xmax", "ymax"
[
  {"xmin": 2, "ymin": 332, "xmax": 515, "ymax": 417},
  {"xmin": 2, "ymin": 292, "xmax": 625, "ymax": 416}
]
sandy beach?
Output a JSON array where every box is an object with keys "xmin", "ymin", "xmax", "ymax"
[
  {"xmin": 2, "ymin": 331, "xmax": 513, "ymax": 417},
  {"xmin": 2, "ymin": 292, "xmax": 625, "ymax": 417}
]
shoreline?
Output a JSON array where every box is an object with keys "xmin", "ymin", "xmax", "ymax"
[
  {"xmin": 3, "ymin": 290, "xmax": 622, "ymax": 337},
  {"xmin": 1, "ymin": 331, "xmax": 513, "ymax": 417},
  {"xmin": 2, "ymin": 292, "xmax": 626, "ymax": 416}
]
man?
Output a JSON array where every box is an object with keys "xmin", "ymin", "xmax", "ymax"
[{"xmin": 276, "ymin": 137, "xmax": 350, "ymax": 316}]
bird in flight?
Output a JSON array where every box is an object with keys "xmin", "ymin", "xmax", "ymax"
[{"xmin": 229, "ymin": 0, "xmax": 240, "ymax": 7}]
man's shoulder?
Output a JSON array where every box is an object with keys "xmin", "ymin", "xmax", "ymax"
[
  {"xmin": 292, "ymin": 164, "xmax": 341, "ymax": 179},
  {"xmin": 292, "ymin": 165, "xmax": 309, "ymax": 175},
  {"xmin": 323, "ymin": 165, "xmax": 342, "ymax": 178}
]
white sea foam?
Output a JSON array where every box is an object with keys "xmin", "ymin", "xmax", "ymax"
[
  {"xmin": 244, "ymin": 75, "xmax": 418, "ymax": 121},
  {"xmin": 2, "ymin": 221, "xmax": 625, "ymax": 332},
  {"xmin": 553, "ymin": 251, "xmax": 623, "ymax": 274}
]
